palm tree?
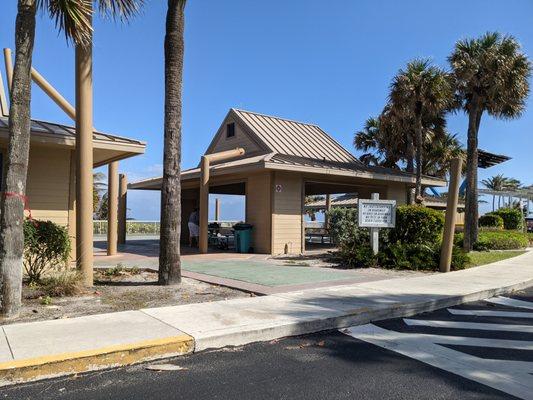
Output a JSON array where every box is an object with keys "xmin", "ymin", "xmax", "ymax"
[
  {"xmin": 422, "ymin": 132, "xmax": 464, "ymax": 179},
  {"xmin": 449, "ymin": 32, "xmax": 531, "ymax": 251},
  {"xmin": 389, "ymin": 59, "xmax": 455, "ymax": 201},
  {"xmin": 159, "ymin": 0, "xmax": 186, "ymax": 286},
  {"xmin": 481, "ymin": 174, "xmax": 506, "ymax": 211},
  {"xmin": 93, "ymin": 171, "xmax": 107, "ymax": 213},
  {"xmin": 0, "ymin": 0, "xmax": 142, "ymax": 317},
  {"xmin": 354, "ymin": 116, "xmax": 404, "ymax": 168}
]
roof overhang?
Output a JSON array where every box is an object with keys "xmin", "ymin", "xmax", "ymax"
[
  {"xmin": 0, "ymin": 120, "xmax": 146, "ymax": 167},
  {"xmin": 129, "ymin": 154, "xmax": 446, "ymax": 190}
]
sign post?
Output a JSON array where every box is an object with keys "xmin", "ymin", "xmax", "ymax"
[{"xmin": 358, "ymin": 193, "xmax": 396, "ymax": 255}]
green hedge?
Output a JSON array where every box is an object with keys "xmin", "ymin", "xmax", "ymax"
[
  {"xmin": 388, "ymin": 205, "xmax": 445, "ymax": 245},
  {"xmin": 488, "ymin": 208, "xmax": 523, "ymax": 230},
  {"xmin": 456, "ymin": 230, "xmax": 529, "ymax": 251},
  {"xmin": 329, "ymin": 204, "xmax": 468, "ymax": 271},
  {"xmin": 479, "ymin": 214, "xmax": 504, "ymax": 229}
]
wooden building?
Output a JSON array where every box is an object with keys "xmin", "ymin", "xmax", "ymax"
[{"xmin": 130, "ymin": 109, "xmax": 446, "ymax": 255}]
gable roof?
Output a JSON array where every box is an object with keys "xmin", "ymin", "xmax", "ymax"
[{"xmin": 206, "ymin": 108, "xmax": 361, "ymax": 164}]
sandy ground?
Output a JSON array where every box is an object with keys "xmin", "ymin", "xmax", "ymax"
[{"xmin": 4, "ymin": 270, "xmax": 249, "ymax": 325}]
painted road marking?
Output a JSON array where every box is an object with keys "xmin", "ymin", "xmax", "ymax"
[
  {"xmin": 344, "ymin": 324, "xmax": 533, "ymax": 400},
  {"xmin": 485, "ymin": 297, "xmax": 533, "ymax": 310},
  {"xmin": 404, "ymin": 319, "xmax": 533, "ymax": 333},
  {"xmin": 448, "ymin": 308, "xmax": 533, "ymax": 319}
]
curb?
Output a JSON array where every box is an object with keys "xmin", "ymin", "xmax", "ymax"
[
  {"xmin": 0, "ymin": 334, "xmax": 194, "ymax": 386},
  {"xmin": 194, "ymin": 279, "xmax": 533, "ymax": 351}
]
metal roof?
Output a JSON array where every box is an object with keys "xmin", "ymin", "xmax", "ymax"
[
  {"xmin": 0, "ymin": 115, "xmax": 146, "ymax": 147},
  {"xmin": 478, "ymin": 149, "xmax": 511, "ymax": 169},
  {"xmin": 232, "ymin": 109, "xmax": 360, "ymax": 164}
]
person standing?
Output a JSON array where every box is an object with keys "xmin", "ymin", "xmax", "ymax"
[{"xmin": 188, "ymin": 208, "xmax": 199, "ymax": 247}]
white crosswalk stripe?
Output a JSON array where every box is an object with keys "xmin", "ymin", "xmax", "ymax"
[
  {"xmin": 485, "ymin": 296, "xmax": 533, "ymax": 310},
  {"xmin": 448, "ymin": 308, "xmax": 533, "ymax": 318},
  {"xmin": 404, "ymin": 318, "xmax": 533, "ymax": 333},
  {"xmin": 343, "ymin": 297, "xmax": 533, "ymax": 400}
]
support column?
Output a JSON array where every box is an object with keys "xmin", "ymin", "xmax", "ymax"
[
  {"xmin": 3, "ymin": 48, "xmax": 13, "ymax": 93},
  {"xmin": 118, "ymin": 173, "xmax": 127, "ymax": 245},
  {"xmin": 215, "ymin": 198, "xmax": 220, "ymax": 221},
  {"xmin": 440, "ymin": 157, "xmax": 462, "ymax": 273},
  {"xmin": 324, "ymin": 194, "xmax": 331, "ymax": 229},
  {"xmin": 107, "ymin": 162, "xmax": 118, "ymax": 255},
  {"xmin": 75, "ymin": 16, "xmax": 94, "ymax": 286},
  {"xmin": 199, "ymin": 156, "xmax": 209, "ymax": 253}
]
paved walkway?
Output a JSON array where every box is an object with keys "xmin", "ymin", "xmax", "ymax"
[
  {"xmin": 93, "ymin": 238, "xmax": 427, "ymax": 294},
  {"xmin": 1, "ymin": 250, "xmax": 532, "ymax": 384}
]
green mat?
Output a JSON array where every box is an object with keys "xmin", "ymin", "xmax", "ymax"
[{"xmin": 182, "ymin": 260, "xmax": 354, "ymax": 287}]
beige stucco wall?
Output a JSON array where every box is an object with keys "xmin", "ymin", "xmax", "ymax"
[
  {"xmin": 208, "ymin": 117, "xmax": 262, "ymax": 158},
  {"xmin": 25, "ymin": 146, "xmax": 72, "ymax": 226},
  {"xmin": 271, "ymin": 171, "xmax": 303, "ymax": 255},
  {"xmin": 245, "ymin": 171, "xmax": 271, "ymax": 254},
  {"xmin": 386, "ymin": 183, "xmax": 408, "ymax": 205}
]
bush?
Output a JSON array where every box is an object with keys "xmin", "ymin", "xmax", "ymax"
[
  {"xmin": 388, "ymin": 205, "xmax": 445, "ymax": 245},
  {"xmin": 479, "ymin": 214, "xmax": 504, "ymax": 230},
  {"xmin": 24, "ymin": 220, "xmax": 71, "ymax": 282},
  {"xmin": 39, "ymin": 271, "xmax": 84, "ymax": 297},
  {"xmin": 489, "ymin": 208, "xmax": 523, "ymax": 230},
  {"xmin": 338, "ymin": 243, "xmax": 377, "ymax": 268},
  {"xmin": 456, "ymin": 230, "xmax": 529, "ymax": 250},
  {"xmin": 328, "ymin": 207, "xmax": 360, "ymax": 245}
]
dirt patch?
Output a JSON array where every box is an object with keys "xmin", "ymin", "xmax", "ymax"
[{"xmin": 4, "ymin": 269, "xmax": 248, "ymax": 325}]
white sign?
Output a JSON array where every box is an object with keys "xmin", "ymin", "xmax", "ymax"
[{"xmin": 358, "ymin": 199, "xmax": 396, "ymax": 228}]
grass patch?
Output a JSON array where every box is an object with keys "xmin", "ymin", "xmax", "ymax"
[
  {"xmin": 467, "ymin": 250, "xmax": 526, "ymax": 267},
  {"xmin": 39, "ymin": 271, "xmax": 85, "ymax": 297}
]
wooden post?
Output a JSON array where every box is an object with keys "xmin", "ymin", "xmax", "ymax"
[
  {"xmin": 31, "ymin": 67, "xmax": 76, "ymax": 120},
  {"xmin": 75, "ymin": 12, "xmax": 94, "ymax": 286},
  {"xmin": 3, "ymin": 48, "xmax": 13, "ymax": 93},
  {"xmin": 440, "ymin": 157, "xmax": 463, "ymax": 273},
  {"xmin": 118, "ymin": 173, "xmax": 127, "ymax": 244},
  {"xmin": 198, "ymin": 148, "xmax": 245, "ymax": 253},
  {"xmin": 370, "ymin": 193, "xmax": 380, "ymax": 255},
  {"xmin": 107, "ymin": 161, "xmax": 118, "ymax": 255},
  {"xmin": 199, "ymin": 156, "xmax": 209, "ymax": 253},
  {"xmin": 215, "ymin": 198, "xmax": 220, "ymax": 221},
  {"xmin": 0, "ymin": 71, "xmax": 7, "ymax": 116},
  {"xmin": 324, "ymin": 194, "xmax": 331, "ymax": 229}
]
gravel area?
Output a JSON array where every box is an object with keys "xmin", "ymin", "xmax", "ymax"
[{"xmin": 2, "ymin": 269, "xmax": 248, "ymax": 325}]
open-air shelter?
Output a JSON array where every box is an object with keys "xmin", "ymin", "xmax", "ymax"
[{"xmin": 130, "ymin": 108, "xmax": 446, "ymax": 255}]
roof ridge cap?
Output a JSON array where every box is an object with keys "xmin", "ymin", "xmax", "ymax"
[{"xmin": 231, "ymin": 108, "xmax": 321, "ymax": 128}]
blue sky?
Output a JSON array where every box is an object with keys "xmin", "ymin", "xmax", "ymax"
[{"xmin": 1, "ymin": 0, "xmax": 532, "ymax": 220}]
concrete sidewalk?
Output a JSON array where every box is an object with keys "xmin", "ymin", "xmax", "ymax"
[{"xmin": 1, "ymin": 250, "xmax": 532, "ymax": 385}]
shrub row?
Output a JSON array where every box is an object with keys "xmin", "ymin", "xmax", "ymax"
[
  {"xmin": 455, "ymin": 230, "xmax": 529, "ymax": 251},
  {"xmin": 482, "ymin": 208, "xmax": 523, "ymax": 230},
  {"xmin": 329, "ymin": 205, "xmax": 469, "ymax": 271}
]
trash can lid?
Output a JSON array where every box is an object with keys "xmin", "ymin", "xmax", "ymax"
[{"xmin": 233, "ymin": 223, "xmax": 253, "ymax": 230}]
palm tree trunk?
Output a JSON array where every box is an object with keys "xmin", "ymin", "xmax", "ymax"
[
  {"xmin": 492, "ymin": 195, "xmax": 495, "ymax": 212},
  {"xmin": 0, "ymin": 0, "xmax": 37, "ymax": 317},
  {"xmin": 463, "ymin": 98, "xmax": 482, "ymax": 252},
  {"xmin": 406, "ymin": 133, "xmax": 415, "ymax": 204},
  {"xmin": 159, "ymin": 0, "xmax": 186, "ymax": 285},
  {"xmin": 414, "ymin": 114, "xmax": 423, "ymax": 201}
]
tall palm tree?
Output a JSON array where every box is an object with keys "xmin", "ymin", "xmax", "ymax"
[
  {"xmin": 159, "ymin": 0, "xmax": 186, "ymax": 286},
  {"xmin": 422, "ymin": 132, "xmax": 464, "ymax": 179},
  {"xmin": 389, "ymin": 59, "xmax": 455, "ymax": 201},
  {"xmin": 0, "ymin": 0, "xmax": 142, "ymax": 317},
  {"xmin": 449, "ymin": 32, "xmax": 531, "ymax": 251},
  {"xmin": 354, "ymin": 116, "xmax": 404, "ymax": 168}
]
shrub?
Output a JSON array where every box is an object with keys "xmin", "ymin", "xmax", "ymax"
[
  {"xmin": 388, "ymin": 205, "xmax": 445, "ymax": 245},
  {"xmin": 478, "ymin": 214, "xmax": 504, "ymax": 230},
  {"xmin": 489, "ymin": 208, "xmax": 523, "ymax": 230},
  {"xmin": 39, "ymin": 271, "xmax": 84, "ymax": 297},
  {"xmin": 24, "ymin": 220, "xmax": 71, "ymax": 282},
  {"xmin": 456, "ymin": 230, "xmax": 529, "ymax": 250},
  {"xmin": 328, "ymin": 207, "xmax": 360, "ymax": 245},
  {"xmin": 379, "ymin": 242, "xmax": 469, "ymax": 271},
  {"xmin": 338, "ymin": 243, "xmax": 377, "ymax": 268}
]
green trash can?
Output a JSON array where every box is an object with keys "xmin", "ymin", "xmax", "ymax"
[{"xmin": 233, "ymin": 223, "xmax": 253, "ymax": 253}]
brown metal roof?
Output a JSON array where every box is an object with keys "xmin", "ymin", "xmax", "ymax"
[
  {"xmin": 478, "ymin": 149, "xmax": 511, "ymax": 169},
  {"xmin": 0, "ymin": 115, "xmax": 146, "ymax": 147},
  {"xmin": 232, "ymin": 109, "xmax": 360, "ymax": 164}
]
